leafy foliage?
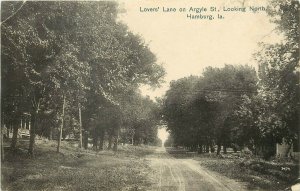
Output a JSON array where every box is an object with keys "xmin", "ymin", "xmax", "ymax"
[
  {"xmin": 163, "ymin": 65, "xmax": 258, "ymax": 153},
  {"xmin": 162, "ymin": 0, "xmax": 299, "ymax": 158},
  {"xmin": 1, "ymin": 1, "xmax": 165, "ymax": 154}
]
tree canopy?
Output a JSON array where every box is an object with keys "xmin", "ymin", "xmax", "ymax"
[
  {"xmin": 162, "ymin": 0, "xmax": 299, "ymax": 159},
  {"xmin": 1, "ymin": 1, "xmax": 165, "ymax": 154}
]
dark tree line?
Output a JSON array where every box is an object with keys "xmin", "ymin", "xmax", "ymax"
[
  {"xmin": 163, "ymin": 65, "xmax": 258, "ymax": 154},
  {"xmin": 163, "ymin": 0, "xmax": 299, "ymax": 158},
  {"xmin": 1, "ymin": 1, "xmax": 165, "ymax": 156}
]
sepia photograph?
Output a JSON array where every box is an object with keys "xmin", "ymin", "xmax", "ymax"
[{"xmin": 1, "ymin": 0, "xmax": 299, "ymax": 190}]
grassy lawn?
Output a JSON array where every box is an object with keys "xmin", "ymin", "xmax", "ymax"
[
  {"xmin": 1, "ymin": 139, "xmax": 157, "ymax": 191},
  {"xmin": 193, "ymin": 153, "xmax": 299, "ymax": 191}
]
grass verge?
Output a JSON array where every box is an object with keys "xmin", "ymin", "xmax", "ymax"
[
  {"xmin": 2, "ymin": 140, "xmax": 156, "ymax": 191},
  {"xmin": 193, "ymin": 153, "xmax": 298, "ymax": 191}
]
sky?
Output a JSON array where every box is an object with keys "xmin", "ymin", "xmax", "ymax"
[
  {"xmin": 118, "ymin": 0, "xmax": 281, "ymax": 99},
  {"xmin": 158, "ymin": 127, "xmax": 168, "ymax": 146},
  {"xmin": 117, "ymin": 0, "xmax": 283, "ymax": 143}
]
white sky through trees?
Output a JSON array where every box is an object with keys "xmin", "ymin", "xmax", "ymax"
[
  {"xmin": 158, "ymin": 127, "xmax": 169, "ymax": 146},
  {"xmin": 119, "ymin": 0, "xmax": 281, "ymax": 99}
]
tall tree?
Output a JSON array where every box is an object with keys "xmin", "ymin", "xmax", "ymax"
[
  {"xmin": 163, "ymin": 65, "xmax": 257, "ymax": 153},
  {"xmin": 2, "ymin": 1, "xmax": 165, "ymax": 155}
]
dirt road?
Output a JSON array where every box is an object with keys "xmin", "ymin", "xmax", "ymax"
[{"xmin": 148, "ymin": 147, "xmax": 247, "ymax": 191}]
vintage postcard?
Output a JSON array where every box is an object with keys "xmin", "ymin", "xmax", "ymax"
[{"xmin": 1, "ymin": 0, "xmax": 299, "ymax": 190}]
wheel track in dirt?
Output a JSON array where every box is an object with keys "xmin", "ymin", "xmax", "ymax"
[{"xmin": 148, "ymin": 147, "xmax": 247, "ymax": 191}]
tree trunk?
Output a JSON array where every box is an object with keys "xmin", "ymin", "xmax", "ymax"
[
  {"xmin": 217, "ymin": 144, "xmax": 221, "ymax": 155},
  {"xmin": 198, "ymin": 144, "xmax": 203, "ymax": 154},
  {"xmin": 28, "ymin": 112, "xmax": 37, "ymax": 156},
  {"xmin": 210, "ymin": 144, "xmax": 215, "ymax": 153},
  {"xmin": 133, "ymin": 129, "xmax": 139, "ymax": 146},
  {"xmin": 1, "ymin": 119, "xmax": 5, "ymax": 160},
  {"xmin": 108, "ymin": 131, "xmax": 113, "ymax": 150},
  {"xmin": 78, "ymin": 103, "xmax": 82, "ymax": 148},
  {"xmin": 284, "ymin": 144, "xmax": 292, "ymax": 157},
  {"xmin": 57, "ymin": 95, "xmax": 66, "ymax": 153},
  {"xmin": 99, "ymin": 129, "xmax": 105, "ymax": 150},
  {"xmin": 1, "ymin": 131, "xmax": 4, "ymax": 161},
  {"xmin": 205, "ymin": 144, "xmax": 209, "ymax": 153},
  {"xmin": 192, "ymin": 145, "xmax": 197, "ymax": 152},
  {"xmin": 10, "ymin": 122, "xmax": 18, "ymax": 150},
  {"xmin": 28, "ymin": 96, "xmax": 41, "ymax": 157},
  {"xmin": 223, "ymin": 145, "xmax": 227, "ymax": 154},
  {"xmin": 6, "ymin": 124, "xmax": 10, "ymax": 138},
  {"xmin": 93, "ymin": 132, "xmax": 98, "ymax": 150},
  {"xmin": 49, "ymin": 126, "xmax": 53, "ymax": 140},
  {"xmin": 83, "ymin": 130, "xmax": 88, "ymax": 149},
  {"xmin": 113, "ymin": 128, "xmax": 119, "ymax": 152}
]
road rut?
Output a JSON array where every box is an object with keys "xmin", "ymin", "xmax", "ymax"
[{"xmin": 147, "ymin": 147, "xmax": 247, "ymax": 191}]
